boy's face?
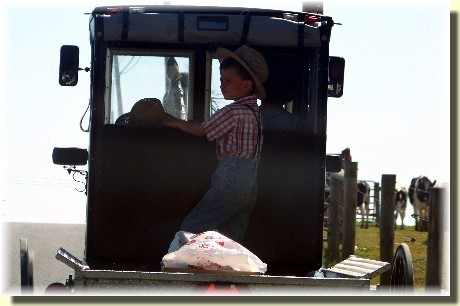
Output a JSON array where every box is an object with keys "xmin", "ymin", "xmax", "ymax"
[{"xmin": 220, "ymin": 68, "xmax": 254, "ymax": 100}]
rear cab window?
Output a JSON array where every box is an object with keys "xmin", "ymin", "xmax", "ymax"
[{"xmin": 105, "ymin": 50, "xmax": 193, "ymax": 124}]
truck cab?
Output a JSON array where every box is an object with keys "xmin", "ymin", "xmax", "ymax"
[{"xmin": 55, "ymin": 5, "xmax": 344, "ymax": 278}]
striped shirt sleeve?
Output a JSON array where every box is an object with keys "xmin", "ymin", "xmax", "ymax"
[{"xmin": 203, "ymin": 107, "xmax": 235, "ymax": 142}]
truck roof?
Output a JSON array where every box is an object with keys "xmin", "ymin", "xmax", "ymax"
[
  {"xmin": 91, "ymin": 5, "xmax": 330, "ymax": 48},
  {"xmin": 92, "ymin": 5, "xmax": 327, "ymax": 17}
]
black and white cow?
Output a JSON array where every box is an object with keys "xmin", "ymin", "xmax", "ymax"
[
  {"xmin": 357, "ymin": 181, "xmax": 371, "ymax": 229},
  {"xmin": 409, "ymin": 176, "xmax": 436, "ymax": 231},
  {"xmin": 394, "ymin": 187, "xmax": 408, "ymax": 230}
]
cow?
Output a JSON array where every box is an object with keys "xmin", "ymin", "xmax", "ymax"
[
  {"xmin": 394, "ymin": 187, "xmax": 408, "ymax": 230},
  {"xmin": 357, "ymin": 181, "xmax": 371, "ymax": 229},
  {"xmin": 409, "ymin": 176, "xmax": 436, "ymax": 231}
]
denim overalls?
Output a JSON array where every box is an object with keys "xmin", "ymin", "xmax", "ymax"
[{"xmin": 180, "ymin": 103, "xmax": 262, "ymax": 243}]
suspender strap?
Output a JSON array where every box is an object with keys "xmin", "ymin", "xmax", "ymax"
[{"xmin": 243, "ymin": 104, "xmax": 262, "ymax": 160}]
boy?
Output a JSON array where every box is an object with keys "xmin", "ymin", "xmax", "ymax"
[{"xmin": 162, "ymin": 45, "xmax": 268, "ymax": 243}]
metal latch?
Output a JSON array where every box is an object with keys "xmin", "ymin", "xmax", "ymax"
[{"xmin": 55, "ymin": 247, "xmax": 89, "ymax": 271}]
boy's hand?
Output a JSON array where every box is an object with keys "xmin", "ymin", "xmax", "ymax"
[{"xmin": 162, "ymin": 115, "xmax": 205, "ymax": 137}]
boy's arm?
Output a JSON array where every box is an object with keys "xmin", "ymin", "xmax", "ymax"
[{"xmin": 163, "ymin": 115, "xmax": 206, "ymax": 137}]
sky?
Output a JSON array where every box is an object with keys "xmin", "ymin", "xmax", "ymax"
[{"xmin": 0, "ymin": 0, "xmax": 453, "ymax": 226}]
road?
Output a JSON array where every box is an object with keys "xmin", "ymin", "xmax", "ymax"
[{"xmin": 1, "ymin": 222, "xmax": 85, "ymax": 295}]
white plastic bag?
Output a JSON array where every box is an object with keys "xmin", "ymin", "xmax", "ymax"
[
  {"xmin": 167, "ymin": 230, "xmax": 195, "ymax": 253},
  {"xmin": 162, "ymin": 231, "xmax": 267, "ymax": 273}
]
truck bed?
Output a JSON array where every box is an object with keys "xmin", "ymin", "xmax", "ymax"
[{"xmin": 74, "ymin": 269, "xmax": 370, "ymax": 295}]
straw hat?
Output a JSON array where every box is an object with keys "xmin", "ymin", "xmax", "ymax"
[
  {"xmin": 216, "ymin": 45, "xmax": 269, "ymax": 99},
  {"xmin": 129, "ymin": 98, "xmax": 166, "ymax": 126}
]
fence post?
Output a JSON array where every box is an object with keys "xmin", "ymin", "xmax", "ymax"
[
  {"xmin": 379, "ymin": 174, "xmax": 396, "ymax": 287},
  {"xmin": 327, "ymin": 175, "xmax": 342, "ymax": 264},
  {"xmin": 374, "ymin": 182, "xmax": 380, "ymax": 227},
  {"xmin": 426, "ymin": 186, "xmax": 447, "ymax": 292},
  {"xmin": 341, "ymin": 161, "xmax": 358, "ymax": 260}
]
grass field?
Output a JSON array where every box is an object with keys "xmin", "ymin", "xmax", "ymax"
[{"xmin": 323, "ymin": 223, "xmax": 428, "ymax": 292}]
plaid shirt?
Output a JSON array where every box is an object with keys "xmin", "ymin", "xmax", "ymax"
[{"xmin": 203, "ymin": 95, "xmax": 262, "ymax": 160}]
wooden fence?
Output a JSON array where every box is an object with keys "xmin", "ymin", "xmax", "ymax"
[
  {"xmin": 425, "ymin": 186, "xmax": 448, "ymax": 292},
  {"xmin": 324, "ymin": 161, "xmax": 448, "ymax": 290}
]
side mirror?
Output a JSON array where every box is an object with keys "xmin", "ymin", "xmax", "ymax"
[
  {"xmin": 328, "ymin": 56, "xmax": 345, "ymax": 98},
  {"xmin": 326, "ymin": 154, "xmax": 342, "ymax": 173},
  {"xmin": 59, "ymin": 45, "xmax": 79, "ymax": 86},
  {"xmin": 52, "ymin": 147, "xmax": 88, "ymax": 166}
]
